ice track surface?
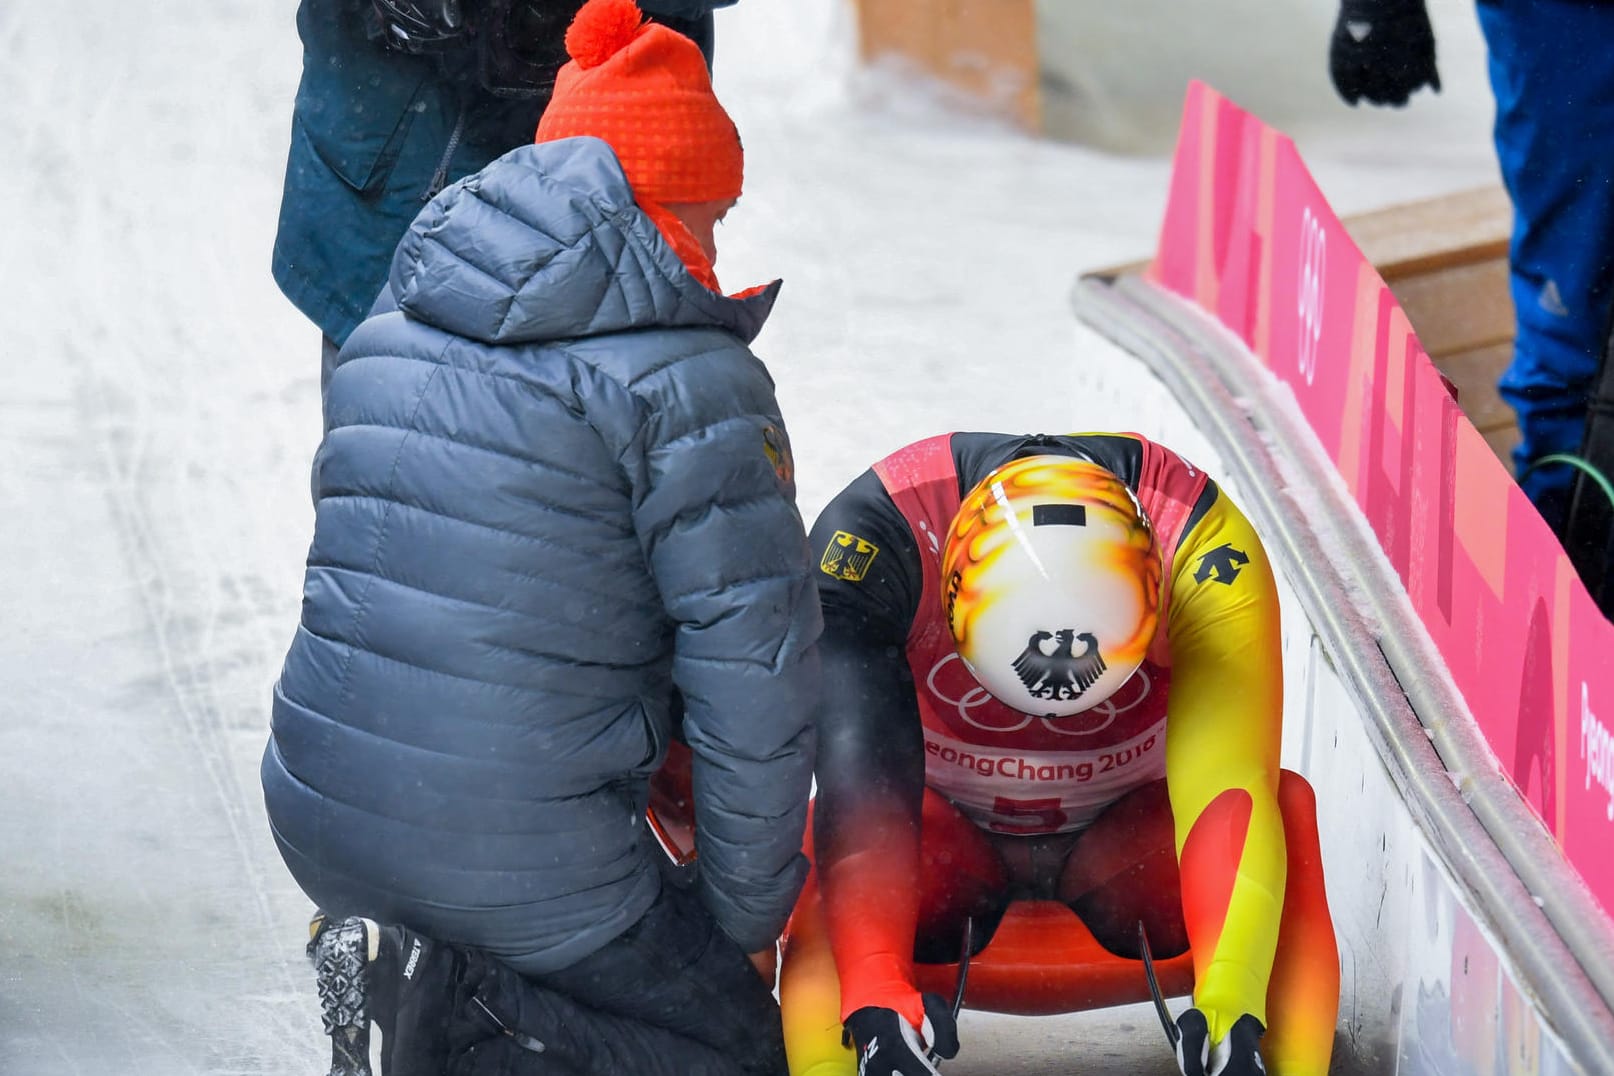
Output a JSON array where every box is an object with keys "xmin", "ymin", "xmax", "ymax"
[{"xmin": 0, "ymin": 1, "xmax": 1500, "ymax": 1072}]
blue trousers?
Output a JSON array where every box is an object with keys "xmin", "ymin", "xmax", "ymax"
[{"xmin": 1477, "ymin": 0, "xmax": 1614, "ymax": 530}]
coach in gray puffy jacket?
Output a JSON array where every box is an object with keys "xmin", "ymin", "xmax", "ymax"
[
  {"xmin": 264, "ymin": 125, "xmax": 821, "ymax": 969},
  {"xmin": 265, "ymin": 12, "xmax": 823, "ymax": 1067}
]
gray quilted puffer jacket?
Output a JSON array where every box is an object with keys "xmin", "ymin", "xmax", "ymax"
[{"xmin": 262, "ymin": 137, "xmax": 821, "ymax": 973}]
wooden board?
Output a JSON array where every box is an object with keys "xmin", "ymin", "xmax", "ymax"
[
  {"xmin": 1386, "ymin": 259, "xmax": 1515, "ymax": 359},
  {"xmin": 1341, "ymin": 186, "xmax": 1513, "ymax": 282},
  {"xmin": 852, "ymin": 0, "xmax": 1040, "ymax": 130},
  {"xmin": 1341, "ymin": 186, "xmax": 1520, "ymax": 473},
  {"xmin": 1484, "ymin": 423, "xmax": 1523, "ymax": 468},
  {"xmin": 1432, "ymin": 341, "xmax": 1516, "ymax": 433}
]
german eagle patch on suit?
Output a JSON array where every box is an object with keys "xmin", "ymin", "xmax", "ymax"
[{"xmin": 820, "ymin": 531, "xmax": 879, "ymax": 582}]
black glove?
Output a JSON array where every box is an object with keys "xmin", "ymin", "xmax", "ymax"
[
  {"xmin": 1174, "ymin": 1010, "xmax": 1267, "ymax": 1076},
  {"xmin": 1328, "ymin": 0, "xmax": 1440, "ymax": 107},
  {"xmin": 844, "ymin": 993, "xmax": 960, "ymax": 1076},
  {"xmin": 366, "ymin": 1, "xmax": 468, "ymax": 53}
]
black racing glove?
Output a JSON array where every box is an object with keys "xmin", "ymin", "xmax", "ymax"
[
  {"xmin": 1174, "ymin": 1010, "xmax": 1267, "ymax": 1076},
  {"xmin": 1328, "ymin": 0, "xmax": 1440, "ymax": 107},
  {"xmin": 844, "ymin": 993, "xmax": 961, "ymax": 1076}
]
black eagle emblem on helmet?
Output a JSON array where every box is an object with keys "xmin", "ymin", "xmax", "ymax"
[{"xmin": 1011, "ymin": 629, "xmax": 1106, "ymax": 701}]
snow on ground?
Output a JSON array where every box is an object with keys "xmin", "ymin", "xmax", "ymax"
[{"xmin": 0, "ymin": 1, "xmax": 1498, "ymax": 1072}]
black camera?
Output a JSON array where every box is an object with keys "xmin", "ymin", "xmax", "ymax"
[{"xmin": 365, "ymin": 0, "xmax": 584, "ymax": 98}]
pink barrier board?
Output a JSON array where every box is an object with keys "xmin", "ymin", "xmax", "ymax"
[{"xmin": 1150, "ymin": 80, "xmax": 1614, "ymax": 917}]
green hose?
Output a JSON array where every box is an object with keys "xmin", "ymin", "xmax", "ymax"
[{"xmin": 1519, "ymin": 452, "xmax": 1614, "ymax": 511}]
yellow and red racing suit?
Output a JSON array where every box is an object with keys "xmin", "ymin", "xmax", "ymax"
[{"xmin": 793, "ymin": 431, "xmax": 1337, "ymax": 1075}]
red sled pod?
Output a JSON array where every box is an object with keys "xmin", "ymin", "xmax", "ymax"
[{"xmin": 911, "ymin": 899, "xmax": 1195, "ymax": 1016}]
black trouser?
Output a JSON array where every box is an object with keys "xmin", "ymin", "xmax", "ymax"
[
  {"xmin": 1563, "ymin": 302, "xmax": 1614, "ymax": 613},
  {"xmin": 454, "ymin": 871, "xmax": 787, "ymax": 1076}
]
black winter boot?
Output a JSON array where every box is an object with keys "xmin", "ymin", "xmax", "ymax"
[{"xmin": 308, "ymin": 912, "xmax": 471, "ymax": 1076}]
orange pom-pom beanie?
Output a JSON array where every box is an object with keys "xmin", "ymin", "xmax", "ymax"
[{"xmin": 535, "ymin": 0, "xmax": 743, "ymax": 206}]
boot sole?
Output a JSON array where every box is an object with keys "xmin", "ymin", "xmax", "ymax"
[{"xmin": 311, "ymin": 917, "xmax": 374, "ymax": 1076}]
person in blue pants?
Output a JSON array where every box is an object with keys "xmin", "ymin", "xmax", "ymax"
[{"xmin": 1328, "ymin": 0, "xmax": 1614, "ymax": 532}]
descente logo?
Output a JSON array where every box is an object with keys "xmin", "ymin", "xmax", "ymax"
[{"xmin": 1583, "ymin": 682, "xmax": 1614, "ymax": 823}]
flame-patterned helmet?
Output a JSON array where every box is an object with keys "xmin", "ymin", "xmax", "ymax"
[{"xmin": 941, "ymin": 455, "xmax": 1162, "ymax": 717}]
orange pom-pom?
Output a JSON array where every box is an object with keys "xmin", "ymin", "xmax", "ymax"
[{"xmin": 566, "ymin": 0, "xmax": 645, "ymax": 70}]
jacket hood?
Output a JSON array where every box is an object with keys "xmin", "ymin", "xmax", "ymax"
[{"xmin": 386, "ymin": 138, "xmax": 779, "ymax": 346}]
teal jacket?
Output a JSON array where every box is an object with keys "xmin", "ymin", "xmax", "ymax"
[{"xmin": 271, "ymin": 0, "xmax": 734, "ymax": 346}]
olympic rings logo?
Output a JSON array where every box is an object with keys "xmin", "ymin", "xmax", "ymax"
[{"xmin": 924, "ymin": 652, "xmax": 1155, "ymax": 737}]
